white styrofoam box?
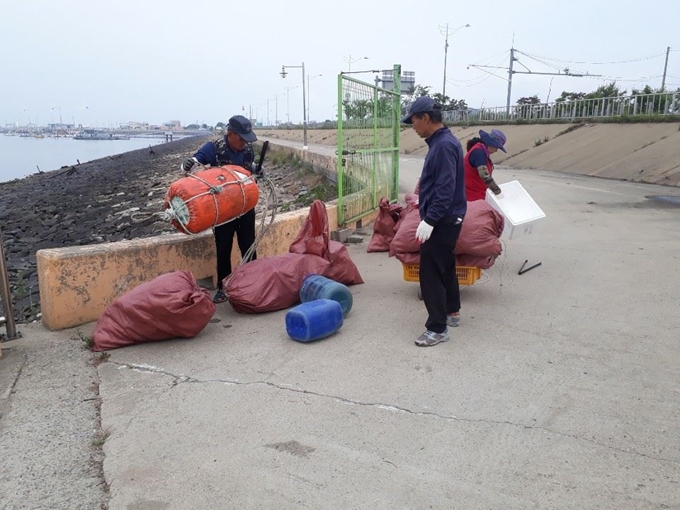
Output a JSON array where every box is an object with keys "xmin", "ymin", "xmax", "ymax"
[{"xmin": 485, "ymin": 181, "xmax": 546, "ymax": 239}]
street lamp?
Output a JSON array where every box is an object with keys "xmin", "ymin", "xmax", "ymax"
[
  {"xmin": 344, "ymin": 55, "xmax": 368, "ymax": 73},
  {"xmin": 307, "ymin": 74, "xmax": 322, "ymax": 122},
  {"xmin": 280, "ymin": 62, "xmax": 308, "ymax": 149},
  {"xmin": 439, "ymin": 23, "xmax": 470, "ymax": 98},
  {"xmin": 284, "ymin": 86, "xmax": 299, "ymax": 124},
  {"xmin": 273, "ymin": 92, "xmax": 285, "ymax": 126}
]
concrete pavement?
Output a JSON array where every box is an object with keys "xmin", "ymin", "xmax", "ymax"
[{"xmin": 2, "ymin": 156, "xmax": 680, "ymax": 509}]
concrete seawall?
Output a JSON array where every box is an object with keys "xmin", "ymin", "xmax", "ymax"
[{"xmin": 36, "ymin": 142, "xmax": 376, "ymax": 331}]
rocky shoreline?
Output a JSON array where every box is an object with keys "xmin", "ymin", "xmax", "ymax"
[{"xmin": 0, "ymin": 136, "xmax": 336, "ymax": 328}]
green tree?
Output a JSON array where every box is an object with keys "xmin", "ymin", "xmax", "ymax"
[
  {"xmin": 401, "ymin": 84, "xmax": 431, "ymax": 112},
  {"xmin": 516, "ymin": 95, "xmax": 541, "ymax": 105},
  {"xmin": 630, "ymin": 85, "xmax": 680, "ymax": 114},
  {"xmin": 555, "ymin": 91, "xmax": 587, "ymax": 103},
  {"xmin": 342, "ymin": 99, "xmax": 373, "ymax": 120}
]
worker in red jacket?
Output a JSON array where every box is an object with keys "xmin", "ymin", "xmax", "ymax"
[{"xmin": 463, "ymin": 129, "xmax": 507, "ymax": 201}]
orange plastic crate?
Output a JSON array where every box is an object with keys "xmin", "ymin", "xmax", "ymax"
[{"xmin": 402, "ymin": 264, "xmax": 481, "ymax": 286}]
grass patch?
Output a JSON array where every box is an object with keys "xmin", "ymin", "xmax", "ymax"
[
  {"xmin": 75, "ymin": 328, "xmax": 94, "ymax": 349},
  {"xmin": 556, "ymin": 123, "xmax": 585, "ymax": 137}
]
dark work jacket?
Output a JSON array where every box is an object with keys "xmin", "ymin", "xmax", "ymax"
[
  {"xmin": 193, "ymin": 137, "xmax": 254, "ymax": 169},
  {"xmin": 418, "ymin": 127, "xmax": 467, "ymax": 226}
]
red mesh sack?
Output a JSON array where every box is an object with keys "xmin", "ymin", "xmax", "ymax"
[
  {"xmin": 92, "ymin": 271, "xmax": 215, "ymax": 351},
  {"xmin": 389, "ymin": 205, "xmax": 421, "ymax": 257},
  {"xmin": 455, "ymin": 200, "xmax": 504, "ymax": 258},
  {"xmin": 226, "ymin": 253, "xmax": 331, "ymax": 313},
  {"xmin": 324, "ymin": 240, "xmax": 364, "ymax": 285},
  {"xmin": 290, "ymin": 200, "xmax": 363, "ymax": 285},
  {"xmin": 289, "ymin": 200, "xmax": 329, "ymax": 258},
  {"xmin": 367, "ymin": 197, "xmax": 403, "ymax": 253}
]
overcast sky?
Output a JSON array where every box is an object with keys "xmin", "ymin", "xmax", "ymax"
[{"xmin": 1, "ymin": 0, "xmax": 678, "ymax": 128}]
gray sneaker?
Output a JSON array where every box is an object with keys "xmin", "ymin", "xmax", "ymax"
[
  {"xmin": 415, "ymin": 329, "xmax": 450, "ymax": 347},
  {"xmin": 447, "ymin": 313, "xmax": 461, "ymax": 328}
]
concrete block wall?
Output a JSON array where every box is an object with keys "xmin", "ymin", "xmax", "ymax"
[{"xmin": 36, "ymin": 142, "xmax": 380, "ymax": 331}]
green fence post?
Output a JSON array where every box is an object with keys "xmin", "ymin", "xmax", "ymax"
[
  {"xmin": 337, "ymin": 73, "xmax": 345, "ymax": 225},
  {"xmin": 392, "ymin": 64, "xmax": 401, "ymax": 201}
]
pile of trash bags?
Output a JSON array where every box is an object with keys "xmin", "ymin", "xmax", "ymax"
[{"xmin": 368, "ymin": 193, "xmax": 505, "ymax": 268}]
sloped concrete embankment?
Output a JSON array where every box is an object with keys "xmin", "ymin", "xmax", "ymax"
[{"xmin": 261, "ymin": 123, "xmax": 680, "ymax": 187}]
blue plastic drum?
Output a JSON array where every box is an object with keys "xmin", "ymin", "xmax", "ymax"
[
  {"xmin": 285, "ymin": 299, "xmax": 344, "ymax": 343},
  {"xmin": 299, "ymin": 274, "xmax": 353, "ymax": 317}
]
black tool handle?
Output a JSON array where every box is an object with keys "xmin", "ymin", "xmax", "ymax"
[
  {"xmin": 519, "ymin": 262, "xmax": 542, "ymax": 275},
  {"xmin": 255, "ymin": 141, "xmax": 269, "ymax": 174}
]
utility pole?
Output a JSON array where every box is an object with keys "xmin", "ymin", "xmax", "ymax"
[
  {"xmin": 440, "ymin": 23, "xmax": 470, "ymax": 99},
  {"xmin": 442, "ymin": 23, "xmax": 450, "ymax": 98},
  {"xmin": 280, "ymin": 62, "xmax": 308, "ymax": 149},
  {"xmin": 661, "ymin": 46, "xmax": 671, "ymax": 91},
  {"xmin": 468, "ymin": 47, "xmax": 600, "ymax": 115},
  {"xmin": 506, "ymin": 47, "xmax": 515, "ymax": 115}
]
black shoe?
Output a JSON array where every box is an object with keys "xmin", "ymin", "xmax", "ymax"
[{"xmin": 213, "ymin": 289, "xmax": 228, "ymax": 304}]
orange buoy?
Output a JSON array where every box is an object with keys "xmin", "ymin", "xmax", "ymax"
[{"xmin": 163, "ymin": 165, "xmax": 259, "ymax": 234}]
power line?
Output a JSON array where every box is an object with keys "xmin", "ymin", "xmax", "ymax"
[
  {"xmin": 448, "ymin": 55, "xmax": 509, "ymax": 84},
  {"xmin": 518, "ymin": 50, "xmax": 667, "ymax": 65}
]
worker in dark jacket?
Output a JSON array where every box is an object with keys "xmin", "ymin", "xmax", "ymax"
[
  {"xmin": 402, "ymin": 97, "xmax": 467, "ymax": 347},
  {"xmin": 180, "ymin": 115, "xmax": 259, "ymax": 303}
]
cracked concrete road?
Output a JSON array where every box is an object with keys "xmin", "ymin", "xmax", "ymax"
[
  {"xmin": 86, "ymin": 167, "xmax": 680, "ymax": 510},
  {"xmin": 2, "ymin": 165, "xmax": 680, "ymax": 510}
]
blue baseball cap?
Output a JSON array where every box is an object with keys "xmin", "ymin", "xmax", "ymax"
[
  {"xmin": 401, "ymin": 96, "xmax": 437, "ymax": 124},
  {"xmin": 227, "ymin": 115, "xmax": 257, "ymax": 142}
]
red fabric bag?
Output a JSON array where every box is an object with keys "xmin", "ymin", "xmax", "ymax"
[
  {"xmin": 389, "ymin": 198, "xmax": 504, "ymax": 270},
  {"xmin": 92, "ymin": 271, "xmax": 215, "ymax": 351},
  {"xmin": 455, "ymin": 200, "xmax": 504, "ymax": 258},
  {"xmin": 226, "ymin": 253, "xmax": 331, "ymax": 313},
  {"xmin": 290, "ymin": 200, "xmax": 363, "ymax": 285},
  {"xmin": 227, "ymin": 200, "xmax": 363, "ymax": 313},
  {"xmin": 367, "ymin": 197, "xmax": 403, "ymax": 253}
]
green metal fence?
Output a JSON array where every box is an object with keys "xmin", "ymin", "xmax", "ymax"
[{"xmin": 336, "ymin": 65, "xmax": 401, "ymax": 225}]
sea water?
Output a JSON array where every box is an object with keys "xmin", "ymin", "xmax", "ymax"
[{"xmin": 0, "ymin": 135, "xmax": 168, "ymax": 183}]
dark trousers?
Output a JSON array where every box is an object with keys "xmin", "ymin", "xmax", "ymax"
[
  {"xmin": 419, "ymin": 216, "xmax": 463, "ymax": 334},
  {"xmin": 214, "ymin": 208, "xmax": 257, "ymax": 289}
]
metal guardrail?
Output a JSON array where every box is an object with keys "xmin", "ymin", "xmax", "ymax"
[
  {"xmin": 0, "ymin": 227, "xmax": 18, "ymax": 340},
  {"xmin": 443, "ymin": 92, "xmax": 680, "ymax": 124}
]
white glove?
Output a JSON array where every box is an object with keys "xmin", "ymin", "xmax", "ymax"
[{"xmin": 415, "ymin": 220, "xmax": 434, "ymax": 243}]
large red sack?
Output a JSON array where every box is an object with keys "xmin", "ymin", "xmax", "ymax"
[
  {"xmin": 226, "ymin": 253, "xmax": 331, "ymax": 313},
  {"xmin": 92, "ymin": 271, "xmax": 215, "ymax": 351},
  {"xmin": 367, "ymin": 197, "xmax": 403, "ymax": 253},
  {"xmin": 289, "ymin": 200, "xmax": 363, "ymax": 285},
  {"xmin": 226, "ymin": 200, "xmax": 363, "ymax": 314},
  {"xmin": 455, "ymin": 200, "xmax": 504, "ymax": 258},
  {"xmin": 324, "ymin": 239, "xmax": 364, "ymax": 285},
  {"xmin": 389, "ymin": 204, "xmax": 420, "ymax": 257},
  {"xmin": 390, "ymin": 198, "xmax": 504, "ymax": 269}
]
